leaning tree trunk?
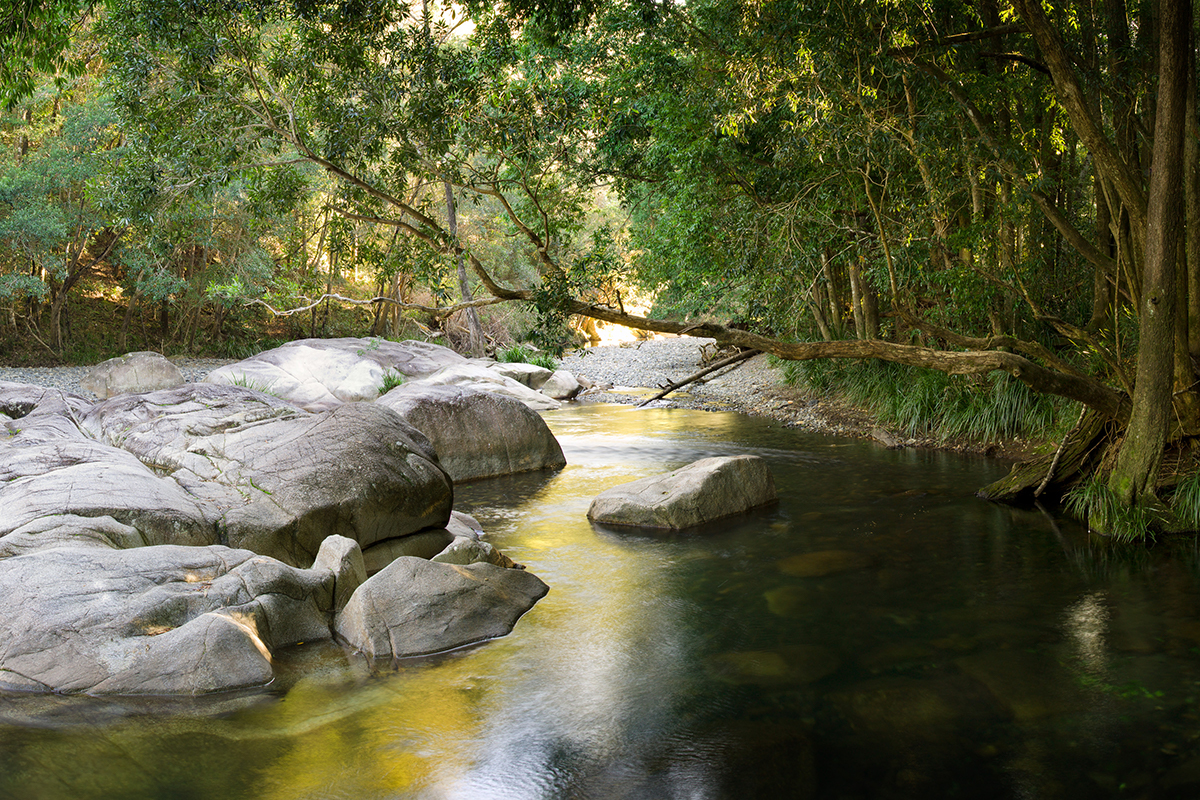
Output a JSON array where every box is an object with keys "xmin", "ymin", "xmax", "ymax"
[{"xmin": 1107, "ymin": 0, "xmax": 1190, "ymax": 507}]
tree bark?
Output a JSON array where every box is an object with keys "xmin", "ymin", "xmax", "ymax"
[
  {"xmin": 1108, "ymin": 0, "xmax": 1189, "ymax": 505},
  {"xmin": 445, "ymin": 182, "xmax": 486, "ymax": 356}
]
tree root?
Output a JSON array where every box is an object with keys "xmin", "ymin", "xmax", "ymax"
[{"xmin": 978, "ymin": 409, "xmax": 1116, "ymax": 503}]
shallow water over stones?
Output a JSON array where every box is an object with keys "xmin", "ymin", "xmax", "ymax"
[{"xmin": 5, "ymin": 403, "xmax": 1200, "ymax": 798}]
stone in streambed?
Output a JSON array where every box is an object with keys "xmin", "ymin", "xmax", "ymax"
[
  {"xmin": 377, "ymin": 383, "xmax": 565, "ymax": 482},
  {"xmin": 0, "ymin": 535, "xmax": 363, "ymax": 695},
  {"xmin": 705, "ymin": 645, "xmax": 839, "ymax": 686},
  {"xmin": 334, "ymin": 557, "xmax": 549, "ymax": 658},
  {"xmin": 79, "ymin": 384, "xmax": 453, "ymax": 566},
  {"xmin": 587, "ymin": 455, "xmax": 777, "ymax": 529},
  {"xmin": 778, "ymin": 549, "xmax": 874, "ymax": 578}
]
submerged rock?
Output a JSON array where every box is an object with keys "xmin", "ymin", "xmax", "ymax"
[
  {"xmin": 587, "ymin": 455, "xmax": 777, "ymax": 529},
  {"xmin": 705, "ymin": 645, "xmax": 840, "ymax": 686},
  {"xmin": 955, "ymin": 650, "xmax": 1086, "ymax": 720},
  {"xmin": 778, "ymin": 549, "xmax": 874, "ymax": 578}
]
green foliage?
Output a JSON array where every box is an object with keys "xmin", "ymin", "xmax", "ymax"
[
  {"xmin": 1065, "ymin": 478, "xmax": 1157, "ymax": 544},
  {"xmin": 228, "ymin": 373, "xmax": 280, "ymax": 396},
  {"xmin": 497, "ymin": 342, "xmax": 558, "ymax": 370},
  {"xmin": 1169, "ymin": 468, "xmax": 1200, "ymax": 533},
  {"xmin": 779, "ymin": 358, "xmax": 1065, "ymax": 442},
  {"xmin": 0, "ymin": 0, "xmax": 91, "ymax": 108},
  {"xmin": 379, "ymin": 369, "xmax": 404, "ymax": 395}
]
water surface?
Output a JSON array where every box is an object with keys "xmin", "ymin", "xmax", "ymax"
[{"xmin": 3, "ymin": 403, "xmax": 1200, "ymax": 798}]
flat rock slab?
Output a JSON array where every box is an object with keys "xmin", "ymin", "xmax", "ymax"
[
  {"xmin": 587, "ymin": 455, "xmax": 777, "ymax": 529},
  {"xmin": 335, "ymin": 557, "xmax": 549, "ymax": 658}
]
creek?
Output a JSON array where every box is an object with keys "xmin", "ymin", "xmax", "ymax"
[{"xmin": 2, "ymin": 403, "xmax": 1200, "ymax": 798}]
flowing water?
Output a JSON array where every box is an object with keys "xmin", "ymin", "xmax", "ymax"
[{"xmin": 3, "ymin": 403, "xmax": 1200, "ymax": 799}]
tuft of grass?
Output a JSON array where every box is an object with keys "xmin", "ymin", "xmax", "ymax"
[
  {"xmin": 1065, "ymin": 477, "xmax": 1157, "ymax": 543},
  {"xmin": 1169, "ymin": 467, "xmax": 1200, "ymax": 531},
  {"xmin": 498, "ymin": 343, "xmax": 559, "ymax": 371},
  {"xmin": 379, "ymin": 369, "xmax": 405, "ymax": 395},
  {"xmin": 775, "ymin": 358, "xmax": 1065, "ymax": 442},
  {"xmin": 229, "ymin": 373, "xmax": 280, "ymax": 397}
]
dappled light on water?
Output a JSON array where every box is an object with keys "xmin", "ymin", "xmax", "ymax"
[{"xmin": 5, "ymin": 404, "xmax": 1200, "ymax": 797}]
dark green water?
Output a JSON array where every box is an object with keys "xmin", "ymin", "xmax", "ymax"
[{"xmin": 4, "ymin": 403, "xmax": 1200, "ymax": 799}]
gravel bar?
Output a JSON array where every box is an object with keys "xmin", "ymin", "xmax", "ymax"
[{"xmin": 0, "ymin": 358, "xmax": 237, "ymax": 400}]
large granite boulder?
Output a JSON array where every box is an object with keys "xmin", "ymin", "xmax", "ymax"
[
  {"xmin": 79, "ymin": 384, "xmax": 454, "ymax": 566},
  {"xmin": 334, "ymin": 557, "xmax": 549, "ymax": 658},
  {"xmin": 203, "ymin": 337, "xmax": 577, "ymax": 412},
  {"xmin": 588, "ymin": 455, "xmax": 777, "ymax": 529},
  {"xmin": 80, "ymin": 351, "xmax": 185, "ymax": 398},
  {"xmin": 0, "ymin": 535, "xmax": 364, "ymax": 695},
  {"xmin": 407, "ymin": 362, "xmax": 561, "ymax": 410},
  {"xmin": 203, "ymin": 338, "xmax": 469, "ymax": 411},
  {"xmin": 377, "ymin": 383, "xmax": 565, "ymax": 482}
]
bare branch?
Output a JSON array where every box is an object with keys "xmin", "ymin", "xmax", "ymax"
[{"xmin": 245, "ymin": 293, "xmax": 507, "ymax": 319}]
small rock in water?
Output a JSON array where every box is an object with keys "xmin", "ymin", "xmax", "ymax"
[{"xmin": 778, "ymin": 549, "xmax": 874, "ymax": 577}]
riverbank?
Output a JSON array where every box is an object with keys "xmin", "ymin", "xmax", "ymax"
[{"xmin": 560, "ymin": 337, "xmax": 1039, "ymax": 460}]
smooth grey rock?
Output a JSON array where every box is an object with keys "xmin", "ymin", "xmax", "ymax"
[
  {"xmin": 377, "ymin": 384, "xmax": 565, "ymax": 482},
  {"xmin": 361, "ymin": 529, "xmax": 455, "ymax": 574},
  {"xmin": 203, "ymin": 338, "xmax": 468, "ymax": 411},
  {"xmin": 0, "ymin": 538, "xmax": 362, "ymax": 695},
  {"xmin": 431, "ymin": 538, "xmax": 515, "ymax": 568},
  {"xmin": 410, "ymin": 362, "xmax": 560, "ymax": 410},
  {"xmin": 447, "ymin": 510, "xmax": 484, "ymax": 540},
  {"xmin": 483, "ymin": 360, "xmax": 553, "ymax": 389},
  {"xmin": 539, "ymin": 370, "xmax": 583, "ymax": 400},
  {"xmin": 0, "ymin": 514, "xmax": 150, "ymax": 559},
  {"xmin": 335, "ymin": 557, "xmax": 548, "ymax": 658},
  {"xmin": 312, "ymin": 534, "xmax": 368, "ymax": 611},
  {"xmin": 0, "ymin": 432, "xmax": 219, "ymax": 549},
  {"xmin": 80, "ymin": 384, "xmax": 453, "ymax": 566},
  {"xmin": 587, "ymin": 455, "xmax": 777, "ymax": 529},
  {"xmin": 80, "ymin": 351, "xmax": 185, "ymax": 398}
]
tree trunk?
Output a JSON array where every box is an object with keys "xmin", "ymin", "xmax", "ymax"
[
  {"xmin": 445, "ymin": 182, "xmax": 485, "ymax": 356},
  {"xmin": 1108, "ymin": 0, "xmax": 1189, "ymax": 506}
]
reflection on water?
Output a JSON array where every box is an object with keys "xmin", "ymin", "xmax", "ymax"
[{"xmin": 5, "ymin": 403, "xmax": 1200, "ymax": 798}]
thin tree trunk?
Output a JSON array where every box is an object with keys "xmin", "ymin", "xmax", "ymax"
[{"xmin": 445, "ymin": 182, "xmax": 485, "ymax": 355}]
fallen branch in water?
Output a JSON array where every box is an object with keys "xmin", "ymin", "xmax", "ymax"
[{"xmin": 637, "ymin": 349, "xmax": 761, "ymax": 407}]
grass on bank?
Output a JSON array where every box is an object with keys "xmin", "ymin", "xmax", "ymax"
[
  {"xmin": 497, "ymin": 343, "xmax": 559, "ymax": 371},
  {"xmin": 776, "ymin": 358, "xmax": 1070, "ymax": 443}
]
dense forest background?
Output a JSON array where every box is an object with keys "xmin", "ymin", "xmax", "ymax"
[{"xmin": 3, "ymin": 0, "xmax": 1200, "ymax": 539}]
